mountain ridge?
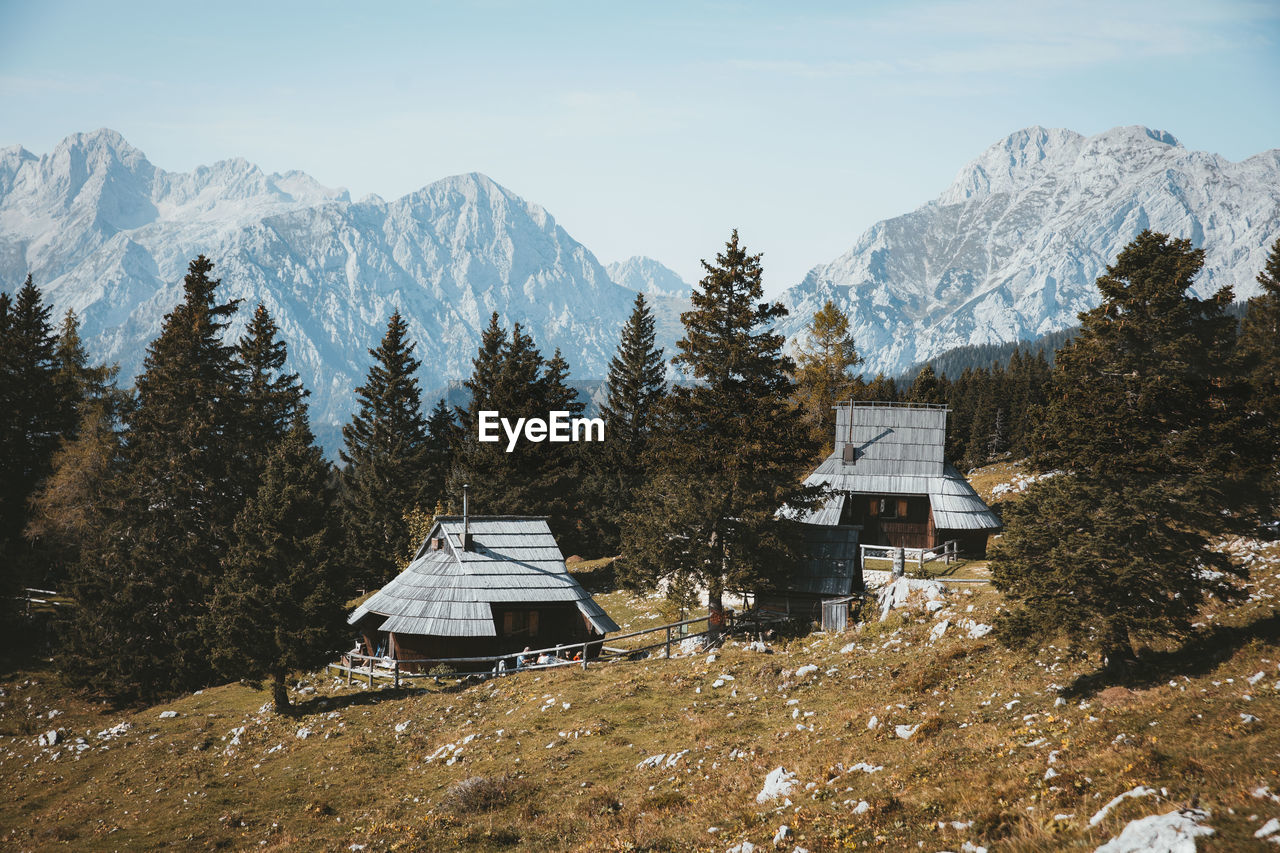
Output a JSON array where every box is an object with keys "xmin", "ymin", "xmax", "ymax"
[
  {"xmin": 779, "ymin": 124, "xmax": 1280, "ymax": 376},
  {"xmin": 0, "ymin": 130, "xmax": 643, "ymax": 450}
]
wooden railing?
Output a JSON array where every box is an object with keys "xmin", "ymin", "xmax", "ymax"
[
  {"xmin": 860, "ymin": 540, "xmax": 958, "ymax": 571},
  {"xmin": 326, "ymin": 612, "xmax": 736, "ymax": 688}
]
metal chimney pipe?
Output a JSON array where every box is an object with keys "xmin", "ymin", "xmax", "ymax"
[{"xmin": 462, "ymin": 484, "xmax": 470, "ymax": 549}]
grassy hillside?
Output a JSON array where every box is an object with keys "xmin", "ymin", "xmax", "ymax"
[{"xmin": 2, "ymin": 500, "xmax": 1278, "ymax": 850}]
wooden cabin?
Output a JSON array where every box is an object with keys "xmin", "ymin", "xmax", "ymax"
[
  {"xmin": 347, "ymin": 516, "xmax": 619, "ymax": 671},
  {"xmin": 803, "ymin": 402, "xmax": 1002, "ymax": 556}
]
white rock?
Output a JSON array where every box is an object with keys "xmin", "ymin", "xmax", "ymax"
[
  {"xmin": 1094, "ymin": 808, "xmax": 1213, "ymax": 852},
  {"xmin": 852, "ymin": 800, "xmax": 871, "ymax": 814},
  {"xmin": 394, "ymin": 721, "xmax": 410, "ymax": 733},
  {"xmin": 726, "ymin": 842, "xmax": 756, "ymax": 853},
  {"xmin": 756, "ymin": 766, "xmax": 799, "ymax": 803},
  {"xmin": 1248, "ymin": 671, "xmax": 1266, "ymax": 685},
  {"xmin": 1255, "ymin": 817, "xmax": 1280, "ymax": 840},
  {"xmin": 895, "ymin": 724, "xmax": 920, "ymax": 739},
  {"xmin": 772, "ymin": 825, "xmax": 792, "ymax": 845},
  {"xmin": 966, "ymin": 622, "xmax": 994, "ymax": 639},
  {"xmin": 930, "ymin": 620, "xmax": 950, "ymax": 642},
  {"xmin": 1241, "ymin": 713, "xmax": 1260, "ymax": 724},
  {"xmin": 1089, "ymin": 786, "xmax": 1157, "ymax": 827},
  {"xmin": 795, "ymin": 665, "xmax": 819, "ymax": 678},
  {"xmin": 295, "ymin": 728, "xmax": 312, "ymax": 739},
  {"xmin": 158, "ymin": 710, "xmax": 178, "ymax": 719},
  {"xmin": 867, "ymin": 716, "xmax": 879, "ymax": 730},
  {"xmin": 37, "ymin": 729, "xmax": 61, "ymax": 747}
]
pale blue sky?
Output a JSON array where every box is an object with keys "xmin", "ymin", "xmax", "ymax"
[{"xmin": 2, "ymin": 1, "xmax": 1278, "ymax": 294}]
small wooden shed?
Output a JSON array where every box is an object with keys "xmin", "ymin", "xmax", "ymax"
[{"xmin": 347, "ymin": 516, "xmax": 619, "ymax": 671}]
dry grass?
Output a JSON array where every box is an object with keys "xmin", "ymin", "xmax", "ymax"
[{"xmin": 2, "ymin": 537, "xmax": 1279, "ymax": 850}]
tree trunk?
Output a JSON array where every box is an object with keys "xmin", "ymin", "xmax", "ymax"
[
  {"xmin": 1100, "ymin": 619, "xmax": 1136, "ymax": 675},
  {"xmin": 707, "ymin": 577, "xmax": 725, "ymax": 645},
  {"xmin": 272, "ymin": 672, "xmax": 292, "ymax": 715}
]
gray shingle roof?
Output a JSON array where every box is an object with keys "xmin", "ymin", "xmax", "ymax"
[
  {"xmin": 348, "ymin": 516, "xmax": 620, "ymax": 637},
  {"xmin": 800, "ymin": 404, "xmax": 1001, "ymax": 532}
]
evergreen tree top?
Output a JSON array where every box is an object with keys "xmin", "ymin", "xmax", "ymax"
[
  {"xmin": 676, "ymin": 230, "xmax": 792, "ymax": 389},
  {"xmin": 341, "ymin": 310, "xmax": 428, "ymax": 467}
]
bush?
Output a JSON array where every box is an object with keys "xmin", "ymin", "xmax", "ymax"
[{"xmin": 438, "ymin": 775, "xmax": 528, "ymax": 815}]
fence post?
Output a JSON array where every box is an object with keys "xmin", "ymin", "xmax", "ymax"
[
  {"xmin": 666, "ymin": 626, "xmax": 672, "ymax": 659},
  {"xmin": 580, "ymin": 643, "xmax": 588, "ymax": 671},
  {"xmin": 346, "ymin": 659, "xmax": 353, "ymax": 685},
  {"xmin": 368, "ymin": 661, "xmax": 374, "ymax": 689},
  {"xmin": 394, "ymin": 660, "xmax": 400, "ymax": 689}
]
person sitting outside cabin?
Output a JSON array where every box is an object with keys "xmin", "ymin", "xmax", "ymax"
[
  {"xmin": 515, "ymin": 647, "xmax": 532, "ymax": 670},
  {"xmin": 535, "ymin": 651, "xmax": 554, "ymax": 666}
]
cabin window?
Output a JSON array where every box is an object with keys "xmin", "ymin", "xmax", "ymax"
[
  {"xmin": 897, "ymin": 498, "xmax": 909, "ymax": 518},
  {"xmin": 502, "ymin": 610, "xmax": 539, "ymax": 638},
  {"xmin": 878, "ymin": 498, "xmax": 898, "ymax": 519},
  {"xmin": 868, "ymin": 498, "xmax": 878, "ymax": 517}
]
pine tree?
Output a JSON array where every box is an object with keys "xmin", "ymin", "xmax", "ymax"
[
  {"xmin": 908, "ymin": 364, "xmax": 945, "ymax": 405},
  {"xmin": 793, "ymin": 299, "xmax": 862, "ymax": 452},
  {"xmin": 64, "ymin": 256, "xmax": 251, "ymax": 700},
  {"xmin": 236, "ymin": 303, "xmax": 307, "ymax": 471},
  {"xmin": 585, "ymin": 294, "xmax": 667, "ymax": 554},
  {"xmin": 1237, "ymin": 236, "xmax": 1280, "ymax": 512},
  {"xmin": 0, "ymin": 276, "xmax": 65, "ymax": 559},
  {"xmin": 422, "ymin": 398, "xmax": 460, "ymax": 510},
  {"xmin": 207, "ymin": 420, "xmax": 343, "ymax": 713},
  {"xmin": 991, "ymin": 231, "xmax": 1263, "ymax": 670},
  {"xmin": 339, "ymin": 311, "xmax": 429, "ymax": 589},
  {"xmin": 621, "ymin": 231, "xmax": 822, "ymax": 638},
  {"xmin": 451, "ymin": 322, "xmax": 587, "ymax": 548}
]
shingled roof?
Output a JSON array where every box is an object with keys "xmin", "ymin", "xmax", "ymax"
[
  {"xmin": 348, "ymin": 516, "xmax": 620, "ymax": 638},
  {"xmin": 801, "ymin": 402, "xmax": 1001, "ymax": 531}
]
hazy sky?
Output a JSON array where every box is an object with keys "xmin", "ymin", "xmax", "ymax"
[{"xmin": 2, "ymin": 1, "xmax": 1278, "ymax": 294}]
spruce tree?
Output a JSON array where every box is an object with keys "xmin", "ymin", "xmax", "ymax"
[
  {"xmin": 451, "ymin": 322, "xmax": 587, "ymax": 548},
  {"xmin": 908, "ymin": 364, "xmax": 945, "ymax": 405},
  {"xmin": 339, "ymin": 311, "xmax": 429, "ymax": 589},
  {"xmin": 585, "ymin": 294, "xmax": 667, "ymax": 553},
  {"xmin": 793, "ymin": 299, "xmax": 862, "ymax": 452},
  {"xmin": 1237, "ymin": 236, "xmax": 1280, "ymax": 512},
  {"xmin": 423, "ymin": 397, "xmax": 460, "ymax": 510},
  {"xmin": 622, "ymin": 231, "xmax": 822, "ymax": 638},
  {"xmin": 0, "ymin": 276, "xmax": 65, "ymax": 561},
  {"xmin": 991, "ymin": 231, "xmax": 1263, "ymax": 670},
  {"xmin": 64, "ymin": 255, "xmax": 251, "ymax": 701},
  {"xmin": 207, "ymin": 420, "xmax": 342, "ymax": 713},
  {"xmin": 236, "ymin": 303, "xmax": 307, "ymax": 471}
]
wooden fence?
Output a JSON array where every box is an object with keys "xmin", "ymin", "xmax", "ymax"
[
  {"xmin": 325, "ymin": 611, "xmax": 738, "ymax": 688},
  {"xmin": 860, "ymin": 540, "xmax": 959, "ymax": 571}
]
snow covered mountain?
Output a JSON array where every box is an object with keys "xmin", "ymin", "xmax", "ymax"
[
  {"xmin": 0, "ymin": 130, "xmax": 643, "ymax": 449},
  {"xmin": 780, "ymin": 126, "xmax": 1280, "ymax": 377},
  {"xmin": 606, "ymin": 256, "xmax": 691, "ymax": 298},
  {"xmin": 6, "ymin": 126, "xmax": 1277, "ymax": 450}
]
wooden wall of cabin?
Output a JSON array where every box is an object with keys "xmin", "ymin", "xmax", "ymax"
[
  {"xmin": 491, "ymin": 604, "xmax": 604, "ymax": 659},
  {"xmin": 841, "ymin": 494, "xmax": 932, "ymax": 548}
]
